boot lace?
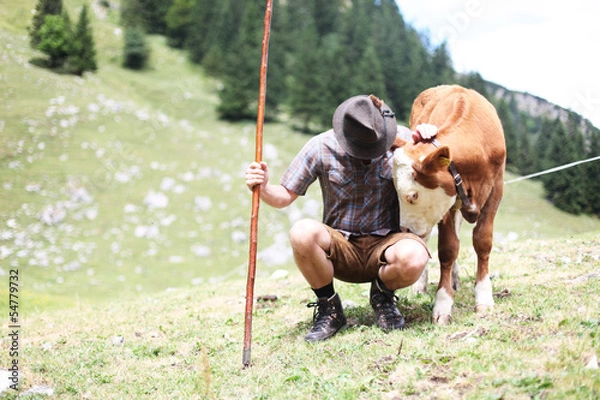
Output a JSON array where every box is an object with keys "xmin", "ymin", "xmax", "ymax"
[{"xmin": 307, "ymin": 300, "xmax": 332, "ymax": 329}]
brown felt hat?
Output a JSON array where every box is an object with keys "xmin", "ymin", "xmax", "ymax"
[{"xmin": 332, "ymin": 95, "xmax": 397, "ymax": 160}]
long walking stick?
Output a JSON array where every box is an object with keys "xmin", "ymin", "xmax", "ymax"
[{"xmin": 243, "ymin": 0, "xmax": 273, "ymax": 369}]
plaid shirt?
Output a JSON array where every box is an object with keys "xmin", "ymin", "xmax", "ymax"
[{"xmin": 280, "ymin": 129, "xmax": 400, "ymax": 237}]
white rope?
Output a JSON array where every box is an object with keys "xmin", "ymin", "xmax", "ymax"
[{"xmin": 505, "ymin": 155, "xmax": 600, "ymax": 184}]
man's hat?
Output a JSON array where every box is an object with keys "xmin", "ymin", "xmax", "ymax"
[{"xmin": 332, "ymin": 95, "xmax": 397, "ymax": 160}]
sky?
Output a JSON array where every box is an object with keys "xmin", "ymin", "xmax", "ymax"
[{"xmin": 396, "ymin": 0, "xmax": 600, "ymax": 128}]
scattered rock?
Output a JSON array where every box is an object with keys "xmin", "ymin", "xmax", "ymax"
[
  {"xmin": 494, "ymin": 288, "xmax": 511, "ymax": 298},
  {"xmin": 257, "ymin": 294, "xmax": 278, "ymax": 302},
  {"xmin": 342, "ymin": 300, "xmax": 358, "ymax": 310},
  {"xmin": 448, "ymin": 326, "xmax": 486, "ymax": 341},
  {"xmin": 269, "ymin": 269, "xmax": 288, "ymax": 280},
  {"xmin": 38, "ymin": 204, "xmax": 66, "ymax": 225},
  {"xmin": 585, "ymin": 354, "xmax": 599, "ymax": 369},
  {"xmin": 110, "ymin": 336, "xmax": 125, "ymax": 346},
  {"xmin": 143, "ymin": 191, "xmax": 169, "ymax": 208},
  {"xmin": 22, "ymin": 385, "xmax": 54, "ymax": 396},
  {"xmin": 568, "ymin": 272, "xmax": 600, "ymax": 284}
]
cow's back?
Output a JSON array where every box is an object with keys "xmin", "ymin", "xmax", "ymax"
[{"xmin": 409, "ymin": 84, "xmax": 506, "ymax": 185}]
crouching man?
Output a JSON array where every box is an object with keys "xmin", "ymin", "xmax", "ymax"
[{"xmin": 245, "ymin": 95, "xmax": 433, "ymax": 341}]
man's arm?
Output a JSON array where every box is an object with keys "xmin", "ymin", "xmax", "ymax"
[{"xmin": 245, "ymin": 161, "xmax": 299, "ymax": 208}]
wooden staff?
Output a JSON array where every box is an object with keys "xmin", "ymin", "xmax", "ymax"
[{"xmin": 243, "ymin": 0, "xmax": 273, "ymax": 369}]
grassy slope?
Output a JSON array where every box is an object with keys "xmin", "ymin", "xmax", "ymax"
[
  {"xmin": 0, "ymin": 0, "xmax": 323, "ymax": 311},
  {"xmin": 8, "ymin": 232, "xmax": 600, "ymax": 399},
  {"xmin": 0, "ymin": 1, "xmax": 599, "ymax": 398}
]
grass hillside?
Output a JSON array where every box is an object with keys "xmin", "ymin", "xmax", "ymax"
[{"xmin": 0, "ymin": 1, "xmax": 599, "ymax": 398}]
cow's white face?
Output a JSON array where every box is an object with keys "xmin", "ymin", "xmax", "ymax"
[{"xmin": 392, "ymin": 148, "xmax": 456, "ymax": 238}]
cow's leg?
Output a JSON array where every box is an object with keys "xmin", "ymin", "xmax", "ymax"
[
  {"xmin": 451, "ymin": 212, "xmax": 463, "ymax": 291},
  {"xmin": 472, "ymin": 183, "xmax": 503, "ymax": 313},
  {"xmin": 433, "ymin": 210, "xmax": 460, "ymax": 324},
  {"xmin": 410, "ymin": 265, "xmax": 429, "ymax": 295},
  {"xmin": 410, "ymin": 232, "xmax": 432, "ymax": 295}
]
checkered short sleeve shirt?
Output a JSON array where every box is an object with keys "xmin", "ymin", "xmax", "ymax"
[{"xmin": 280, "ymin": 130, "xmax": 400, "ymax": 237}]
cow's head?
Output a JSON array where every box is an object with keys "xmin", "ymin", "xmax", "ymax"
[{"xmin": 392, "ymin": 139, "xmax": 457, "ymax": 238}]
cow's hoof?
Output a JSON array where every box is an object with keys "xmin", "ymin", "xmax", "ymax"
[
  {"xmin": 475, "ymin": 304, "xmax": 493, "ymax": 314},
  {"xmin": 433, "ymin": 314, "xmax": 452, "ymax": 325}
]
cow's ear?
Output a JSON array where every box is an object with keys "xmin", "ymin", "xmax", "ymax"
[
  {"xmin": 423, "ymin": 146, "xmax": 451, "ymax": 172},
  {"xmin": 390, "ymin": 136, "xmax": 408, "ymax": 151}
]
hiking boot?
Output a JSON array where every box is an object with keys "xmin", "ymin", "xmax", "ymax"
[
  {"xmin": 370, "ymin": 279, "xmax": 405, "ymax": 330},
  {"xmin": 304, "ymin": 293, "xmax": 347, "ymax": 342}
]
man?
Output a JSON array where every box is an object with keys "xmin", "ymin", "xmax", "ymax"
[{"xmin": 245, "ymin": 95, "xmax": 435, "ymax": 342}]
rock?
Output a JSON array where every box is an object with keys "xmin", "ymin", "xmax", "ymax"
[
  {"xmin": 22, "ymin": 385, "xmax": 54, "ymax": 396},
  {"xmin": 111, "ymin": 336, "xmax": 125, "ymax": 346},
  {"xmin": 585, "ymin": 354, "xmax": 598, "ymax": 369},
  {"xmin": 270, "ymin": 269, "xmax": 288, "ymax": 280}
]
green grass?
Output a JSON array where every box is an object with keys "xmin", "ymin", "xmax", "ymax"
[
  {"xmin": 0, "ymin": 1, "xmax": 599, "ymax": 398},
  {"xmin": 3, "ymin": 232, "xmax": 599, "ymax": 399}
]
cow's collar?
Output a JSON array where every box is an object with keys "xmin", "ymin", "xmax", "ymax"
[{"xmin": 429, "ymin": 139, "xmax": 474, "ymax": 212}]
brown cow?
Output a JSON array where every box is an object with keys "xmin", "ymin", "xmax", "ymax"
[{"xmin": 392, "ymin": 85, "xmax": 506, "ymax": 324}]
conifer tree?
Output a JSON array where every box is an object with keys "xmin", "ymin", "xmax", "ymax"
[
  {"xmin": 541, "ymin": 116, "xmax": 587, "ymax": 214},
  {"xmin": 69, "ymin": 5, "xmax": 97, "ymax": 75},
  {"xmin": 123, "ymin": 26, "xmax": 150, "ymax": 69},
  {"xmin": 217, "ymin": 0, "xmax": 262, "ymax": 120},
  {"xmin": 263, "ymin": 0, "xmax": 288, "ymax": 118},
  {"xmin": 496, "ymin": 99, "xmax": 518, "ymax": 171},
  {"xmin": 583, "ymin": 129, "xmax": 600, "ymax": 214},
  {"xmin": 431, "ymin": 42, "xmax": 455, "ymax": 85},
  {"xmin": 186, "ymin": 0, "xmax": 222, "ymax": 64},
  {"xmin": 371, "ymin": 0, "xmax": 409, "ymax": 117},
  {"xmin": 165, "ymin": 0, "xmax": 195, "ymax": 48},
  {"xmin": 30, "ymin": 0, "xmax": 63, "ymax": 48},
  {"xmin": 36, "ymin": 13, "xmax": 71, "ymax": 68},
  {"xmin": 317, "ymin": 33, "xmax": 352, "ymax": 127},
  {"xmin": 120, "ymin": 0, "xmax": 145, "ymax": 29},
  {"xmin": 515, "ymin": 119, "xmax": 535, "ymax": 175},
  {"xmin": 121, "ymin": 0, "xmax": 172, "ymax": 34},
  {"xmin": 189, "ymin": 0, "xmax": 242, "ymax": 74},
  {"xmin": 353, "ymin": 43, "xmax": 387, "ymax": 100},
  {"xmin": 460, "ymin": 72, "xmax": 489, "ymax": 99},
  {"xmin": 287, "ymin": 16, "xmax": 324, "ymax": 131}
]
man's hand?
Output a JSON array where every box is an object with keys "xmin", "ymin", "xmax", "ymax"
[
  {"xmin": 412, "ymin": 123, "xmax": 438, "ymax": 143},
  {"xmin": 245, "ymin": 161, "xmax": 269, "ymax": 191}
]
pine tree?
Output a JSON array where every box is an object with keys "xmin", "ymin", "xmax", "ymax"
[
  {"xmin": 143, "ymin": 0, "xmax": 173, "ymax": 35},
  {"xmin": 36, "ymin": 13, "xmax": 71, "ymax": 68},
  {"xmin": 431, "ymin": 42, "xmax": 455, "ymax": 85},
  {"xmin": 69, "ymin": 5, "xmax": 97, "ymax": 75},
  {"xmin": 30, "ymin": 0, "xmax": 63, "ymax": 48},
  {"xmin": 541, "ymin": 116, "xmax": 587, "ymax": 214},
  {"xmin": 121, "ymin": 0, "xmax": 173, "ymax": 34},
  {"xmin": 353, "ymin": 43, "xmax": 387, "ymax": 99},
  {"xmin": 287, "ymin": 16, "xmax": 325, "ymax": 131},
  {"xmin": 460, "ymin": 72, "xmax": 489, "ymax": 99},
  {"xmin": 217, "ymin": 0, "xmax": 262, "ymax": 120},
  {"xmin": 515, "ymin": 118, "xmax": 535, "ymax": 175},
  {"xmin": 317, "ymin": 33, "xmax": 352, "ymax": 127},
  {"xmin": 496, "ymin": 99, "xmax": 518, "ymax": 171},
  {"xmin": 123, "ymin": 26, "xmax": 150, "ymax": 69},
  {"xmin": 120, "ymin": 0, "xmax": 145, "ymax": 29},
  {"xmin": 186, "ymin": 0, "xmax": 223, "ymax": 64},
  {"xmin": 165, "ymin": 0, "xmax": 195, "ymax": 48},
  {"xmin": 263, "ymin": 0, "xmax": 288, "ymax": 119},
  {"xmin": 189, "ymin": 0, "xmax": 242, "ymax": 74},
  {"xmin": 583, "ymin": 129, "xmax": 600, "ymax": 214}
]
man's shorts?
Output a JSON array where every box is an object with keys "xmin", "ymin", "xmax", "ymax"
[{"xmin": 324, "ymin": 226, "xmax": 430, "ymax": 283}]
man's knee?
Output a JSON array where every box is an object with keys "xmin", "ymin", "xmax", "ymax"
[
  {"xmin": 289, "ymin": 219, "xmax": 327, "ymax": 248},
  {"xmin": 385, "ymin": 240, "xmax": 429, "ymax": 276}
]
